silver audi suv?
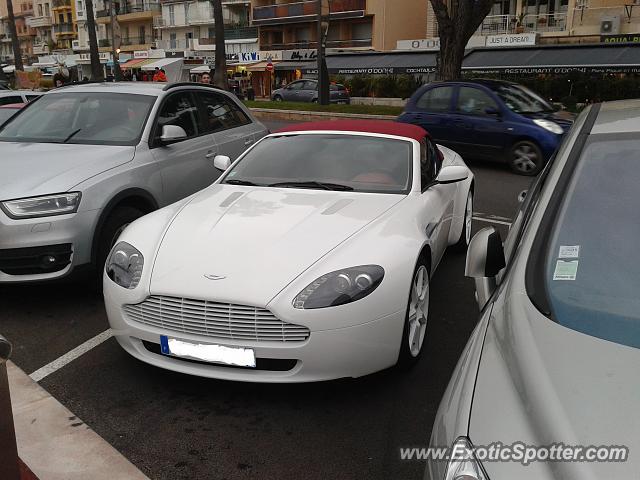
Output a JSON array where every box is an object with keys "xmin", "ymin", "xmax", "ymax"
[{"xmin": 0, "ymin": 82, "xmax": 268, "ymax": 284}]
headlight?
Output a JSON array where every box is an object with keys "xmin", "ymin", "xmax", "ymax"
[
  {"xmin": 106, "ymin": 242, "xmax": 144, "ymax": 289},
  {"xmin": 533, "ymin": 118, "xmax": 563, "ymax": 135},
  {"xmin": 445, "ymin": 437, "xmax": 489, "ymax": 480},
  {"xmin": 293, "ymin": 265, "xmax": 384, "ymax": 309},
  {"xmin": 0, "ymin": 192, "xmax": 81, "ymax": 219}
]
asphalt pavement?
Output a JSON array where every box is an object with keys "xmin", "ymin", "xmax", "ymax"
[{"xmin": 0, "ymin": 119, "xmax": 532, "ymax": 480}]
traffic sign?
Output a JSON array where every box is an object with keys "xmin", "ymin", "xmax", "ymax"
[{"xmin": 265, "ymin": 62, "xmax": 274, "ymax": 72}]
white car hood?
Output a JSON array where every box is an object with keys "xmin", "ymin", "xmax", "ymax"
[
  {"xmin": 0, "ymin": 142, "xmax": 135, "ymax": 200},
  {"xmin": 150, "ymin": 186, "xmax": 404, "ymax": 306},
  {"xmin": 470, "ymin": 290, "xmax": 640, "ymax": 479}
]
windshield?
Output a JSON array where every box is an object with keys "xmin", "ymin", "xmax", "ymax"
[
  {"xmin": 0, "ymin": 108, "xmax": 18, "ymax": 124},
  {"xmin": 544, "ymin": 137, "xmax": 640, "ymax": 349},
  {"xmin": 0, "ymin": 92, "xmax": 155, "ymax": 146},
  {"xmin": 494, "ymin": 83, "xmax": 553, "ymax": 114},
  {"xmin": 222, "ymin": 134, "xmax": 413, "ymax": 194}
]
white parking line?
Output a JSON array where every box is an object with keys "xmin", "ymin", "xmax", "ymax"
[{"xmin": 30, "ymin": 329, "xmax": 113, "ymax": 382}]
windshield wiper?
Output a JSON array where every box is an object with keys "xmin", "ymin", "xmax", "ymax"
[
  {"xmin": 224, "ymin": 179, "xmax": 263, "ymax": 186},
  {"xmin": 268, "ymin": 181, "xmax": 354, "ymax": 191},
  {"xmin": 62, "ymin": 128, "xmax": 82, "ymax": 143}
]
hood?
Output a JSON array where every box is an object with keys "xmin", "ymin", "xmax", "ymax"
[
  {"xmin": 469, "ymin": 289, "xmax": 640, "ymax": 479},
  {"xmin": 150, "ymin": 185, "xmax": 404, "ymax": 306},
  {"xmin": 0, "ymin": 142, "xmax": 136, "ymax": 200},
  {"xmin": 521, "ymin": 111, "xmax": 574, "ymax": 131}
]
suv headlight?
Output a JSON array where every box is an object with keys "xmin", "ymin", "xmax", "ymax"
[
  {"xmin": 293, "ymin": 265, "xmax": 384, "ymax": 309},
  {"xmin": 445, "ymin": 437, "xmax": 489, "ymax": 480},
  {"xmin": 533, "ymin": 118, "xmax": 563, "ymax": 135},
  {"xmin": 0, "ymin": 192, "xmax": 81, "ymax": 219},
  {"xmin": 106, "ymin": 242, "xmax": 144, "ymax": 289}
]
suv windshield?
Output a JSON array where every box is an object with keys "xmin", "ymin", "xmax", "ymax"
[
  {"xmin": 494, "ymin": 83, "xmax": 553, "ymax": 114},
  {"xmin": 543, "ymin": 136, "xmax": 640, "ymax": 349},
  {"xmin": 222, "ymin": 134, "xmax": 412, "ymax": 194},
  {"xmin": 0, "ymin": 92, "xmax": 155, "ymax": 146}
]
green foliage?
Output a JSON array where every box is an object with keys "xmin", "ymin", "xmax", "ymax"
[
  {"xmin": 243, "ymin": 100, "xmax": 403, "ymax": 116},
  {"xmin": 328, "ymin": 74, "xmax": 422, "ymax": 99}
]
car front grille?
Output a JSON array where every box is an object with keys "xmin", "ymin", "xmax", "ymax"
[{"xmin": 124, "ymin": 295, "xmax": 310, "ymax": 343}]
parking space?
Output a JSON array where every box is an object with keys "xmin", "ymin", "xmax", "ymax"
[{"xmin": 1, "ymin": 119, "xmax": 531, "ymax": 480}]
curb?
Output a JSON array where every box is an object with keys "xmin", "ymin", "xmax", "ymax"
[
  {"xmin": 8, "ymin": 361, "xmax": 149, "ymax": 480},
  {"xmin": 249, "ymin": 107, "xmax": 398, "ymax": 122}
]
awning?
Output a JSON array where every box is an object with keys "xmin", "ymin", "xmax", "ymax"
[
  {"xmin": 274, "ymin": 52, "xmax": 438, "ymax": 75},
  {"xmin": 31, "ymin": 62, "xmax": 57, "ymax": 67},
  {"xmin": 246, "ymin": 60, "xmax": 280, "ymax": 72},
  {"xmin": 274, "ymin": 61, "xmax": 314, "ymax": 72},
  {"xmin": 462, "ymin": 44, "xmax": 640, "ymax": 74},
  {"xmin": 119, "ymin": 58, "xmax": 153, "ymax": 69},
  {"xmin": 140, "ymin": 57, "xmax": 182, "ymax": 71}
]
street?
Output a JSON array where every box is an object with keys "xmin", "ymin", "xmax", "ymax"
[{"xmin": 0, "ymin": 120, "xmax": 531, "ymax": 480}]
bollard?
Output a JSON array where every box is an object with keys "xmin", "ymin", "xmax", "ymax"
[{"xmin": 0, "ymin": 334, "xmax": 20, "ymax": 480}]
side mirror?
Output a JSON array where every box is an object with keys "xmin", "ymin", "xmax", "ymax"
[
  {"xmin": 213, "ymin": 155, "xmax": 231, "ymax": 171},
  {"xmin": 436, "ymin": 165, "xmax": 469, "ymax": 184},
  {"xmin": 518, "ymin": 189, "xmax": 528, "ymax": 204},
  {"xmin": 465, "ymin": 226, "xmax": 506, "ymax": 309},
  {"xmin": 160, "ymin": 125, "xmax": 187, "ymax": 145},
  {"xmin": 485, "ymin": 107, "xmax": 501, "ymax": 116}
]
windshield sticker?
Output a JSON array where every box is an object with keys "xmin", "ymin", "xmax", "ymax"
[
  {"xmin": 553, "ymin": 260, "xmax": 579, "ymax": 281},
  {"xmin": 558, "ymin": 245, "xmax": 580, "ymax": 258}
]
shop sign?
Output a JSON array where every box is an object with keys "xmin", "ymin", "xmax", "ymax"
[
  {"xmin": 239, "ymin": 51, "xmax": 261, "ymax": 63},
  {"xmin": 283, "ymin": 49, "xmax": 317, "ymax": 61},
  {"xmin": 134, "ymin": 50, "xmax": 149, "ymax": 59},
  {"xmin": 601, "ymin": 33, "xmax": 640, "ymax": 44},
  {"xmin": 260, "ymin": 50, "xmax": 283, "ymax": 61},
  {"xmin": 78, "ymin": 52, "xmax": 111, "ymax": 62},
  {"xmin": 485, "ymin": 33, "xmax": 536, "ymax": 47}
]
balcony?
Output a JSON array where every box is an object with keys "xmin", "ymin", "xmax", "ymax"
[
  {"xmin": 0, "ymin": 34, "xmax": 12, "ymax": 43},
  {"xmin": 222, "ymin": 0, "xmax": 249, "ymax": 5},
  {"xmin": 252, "ymin": 0, "xmax": 365, "ymax": 26},
  {"xmin": 206, "ymin": 26, "xmax": 258, "ymax": 40},
  {"xmin": 96, "ymin": 2, "xmax": 161, "ymax": 23},
  {"xmin": 52, "ymin": 22, "xmax": 75, "ymax": 35},
  {"xmin": 52, "ymin": 0, "xmax": 71, "ymax": 9},
  {"xmin": 476, "ymin": 12, "xmax": 567, "ymax": 36},
  {"xmin": 17, "ymin": 27, "xmax": 37, "ymax": 37},
  {"xmin": 33, "ymin": 42, "xmax": 49, "ymax": 54},
  {"xmin": 99, "ymin": 35, "xmax": 155, "ymax": 48},
  {"xmin": 27, "ymin": 16, "xmax": 53, "ymax": 27}
]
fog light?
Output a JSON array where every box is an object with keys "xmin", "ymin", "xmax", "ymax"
[{"xmin": 41, "ymin": 254, "xmax": 57, "ymax": 266}]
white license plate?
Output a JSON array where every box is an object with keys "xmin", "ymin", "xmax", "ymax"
[{"xmin": 160, "ymin": 335, "xmax": 256, "ymax": 368}]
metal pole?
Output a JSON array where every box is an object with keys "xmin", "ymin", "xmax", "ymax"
[
  {"xmin": 109, "ymin": 0, "xmax": 122, "ymax": 81},
  {"xmin": 0, "ymin": 334, "xmax": 19, "ymax": 480}
]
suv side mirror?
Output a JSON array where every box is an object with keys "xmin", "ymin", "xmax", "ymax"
[
  {"xmin": 213, "ymin": 155, "xmax": 231, "ymax": 171},
  {"xmin": 436, "ymin": 165, "xmax": 469, "ymax": 184},
  {"xmin": 160, "ymin": 125, "xmax": 187, "ymax": 145},
  {"xmin": 465, "ymin": 226, "xmax": 506, "ymax": 309}
]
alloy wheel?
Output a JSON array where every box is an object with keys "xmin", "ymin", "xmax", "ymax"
[{"xmin": 407, "ymin": 265, "xmax": 429, "ymax": 357}]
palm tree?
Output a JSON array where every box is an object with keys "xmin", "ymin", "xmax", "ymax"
[
  {"xmin": 211, "ymin": 0, "xmax": 227, "ymax": 90},
  {"xmin": 85, "ymin": 0, "xmax": 103, "ymax": 80},
  {"xmin": 6, "ymin": 0, "xmax": 23, "ymax": 71}
]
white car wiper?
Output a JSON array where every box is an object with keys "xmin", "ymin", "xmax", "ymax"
[{"xmin": 268, "ymin": 181, "xmax": 354, "ymax": 191}]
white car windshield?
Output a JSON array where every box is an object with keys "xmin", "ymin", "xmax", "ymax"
[
  {"xmin": 544, "ymin": 137, "xmax": 640, "ymax": 349},
  {"xmin": 0, "ymin": 92, "xmax": 155, "ymax": 146},
  {"xmin": 222, "ymin": 134, "xmax": 413, "ymax": 194}
]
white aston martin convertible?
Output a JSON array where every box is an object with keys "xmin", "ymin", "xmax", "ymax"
[{"xmin": 103, "ymin": 120, "xmax": 474, "ymax": 382}]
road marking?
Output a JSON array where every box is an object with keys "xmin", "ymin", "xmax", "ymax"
[
  {"xmin": 473, "ymin": 214, "xmax": 512, "ymax": 226},
  {"xmin": 30, "ymin": 329, "xmax": 113, "ymax": 382}
]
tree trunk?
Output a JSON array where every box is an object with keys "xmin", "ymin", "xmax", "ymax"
[
  {"xmin": 211, "ymin": 0, "xmax": 228, "ymax": 90},
  {"xmin": 436, "ymin": 35, "xmax": 465, "ymax": 81},
  {"xmin": 6, "ymin": 0, "xmax": 23, "ymax": 71},
  {"xmin": 85, "ymin": 0, "xmax": 104, "ymax": 80}
]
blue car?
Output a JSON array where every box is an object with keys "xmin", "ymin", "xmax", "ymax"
[{"xmin": 397, "ymin": 79, "xmax": 573, "ymax": 175}]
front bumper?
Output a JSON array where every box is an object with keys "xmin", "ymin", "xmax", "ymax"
[
  {"xmin": 0, "ymin": 209, "xmax": 96, "ymax": 282},
  {"xmin": 105, "ymin": 286, "xmax": 406, "ymax": 383}
]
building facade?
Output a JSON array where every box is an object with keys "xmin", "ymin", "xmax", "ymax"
[
  {"xmin": 252, "ymin": 0, "xmax": 429, "ymax": 52},
  {"xmin": 95, "ymin": 0, "xmax": 161, "ymax": 53}
]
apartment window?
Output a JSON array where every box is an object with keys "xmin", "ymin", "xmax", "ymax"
[
  {"xmin": 184, "ymin": 3, "xmax": 189, "ymax": 23},
  {"xmin": 37, "ymin": 4, "xmax": 42, "ymax": 16},
  {"xmin": 139, "ymin": 25, "xmax": 146, "ymax": 43},
  {"xmin": 169, "ymin": 32, "xmax": 176, "ymax": 49},
  {"xmin": 295, "ymin": 26, "xmax": 310, "ymax": 42},
  {"xmin": 77, "ymin": 1, "xmax": 82, "ymax": 13},
  {"xmin": 208, "ymin": 27, "xmax": 214, "ymax": 38},
  {"xmin": 58, "ymin": 13, "xmax": 64, "ymax": 23},
  {"xmin": 168, "ymin": 5, "xmax": 175, "ymax": 26},
  {"xmin": 352, "ymin": 21, "xmax": 372, "ymax": 41},
  {"xmin": 45, "ymin": 3, "xmax": 49, "ymax": 15}
]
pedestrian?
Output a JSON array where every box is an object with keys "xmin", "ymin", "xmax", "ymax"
[
  {"xmin": 200, "ymin": 71, "xmax": 211, "ymax": 84},
  {"xmin": 152, "ymin": 67, "xmax": 160, "ymax": 82},
  {"xmin": 157, "ymin": 69, "xmax": 168, "ymax": 82}
]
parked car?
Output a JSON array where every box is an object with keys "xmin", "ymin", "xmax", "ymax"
[
  {"xmin": 426, "ymin": 100, "xmax": 640, "ymax": 480},
  {"xmin": 271, "ymin": 80, "xmax": 350, "ymax": 104},
  {"xmin": 103, "ymin": 120, "xmax": 473, "ymax": 382},
  {"xmin": 0, "ymin": 103, "xmax": 25, "ymax": 124},
  {"xmin": 398, "ymin": 79, "xmax": 573, "ymax": 175},
  {"xmin": 0, "ymin": 82, "xmax": 268, "ymax": 284},
  {"xmin": 0, "ymin": 90, "xmax": 42, "ymax": 106}
]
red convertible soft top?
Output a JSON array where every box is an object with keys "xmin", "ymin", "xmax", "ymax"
[{"xmin": 276, "ymin": 120, "xmax": 429, "ymax": 142}]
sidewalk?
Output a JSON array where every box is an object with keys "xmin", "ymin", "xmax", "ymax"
[{"xmin": 8, "ymin": 361, "xmax": 149, "ymax": 480}]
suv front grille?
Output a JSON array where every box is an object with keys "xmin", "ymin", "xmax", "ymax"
[
  {"xmin": 124, "ymin": 295, "xmax": 310, "ymax": 343},
  {"xmin": 0, "ymin": 243, "xmax": 72, "ymax": 275}
]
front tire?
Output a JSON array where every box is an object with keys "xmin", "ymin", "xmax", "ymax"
[
  {"xmin": 273, "ymin": 95, "xmax": 283, "ymax": 102},
  {"xmin": 397, "ymin": 259, "xmax": 430, "ymax": 369},
  {"xmin": 453, "ymin": 189, "xmax": 473, "ymax": 251},
  {"xmin": 508, "ymin": 140, "xmax": 543, "ymax": 176}
]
